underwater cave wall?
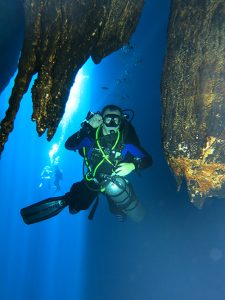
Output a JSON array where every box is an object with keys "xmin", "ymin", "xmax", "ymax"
[{"xmin": 161, "ymin": 0, "xmax": 225, "ymax": 208}]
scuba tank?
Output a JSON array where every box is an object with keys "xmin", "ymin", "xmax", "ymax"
[{"xmin": 101, "ymin": 175, "xmax": 146, "ymax": 222}]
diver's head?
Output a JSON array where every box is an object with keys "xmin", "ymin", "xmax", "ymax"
[{"xmin": 101, "ymin": 105, "xmax": 122, "ymax": 135}]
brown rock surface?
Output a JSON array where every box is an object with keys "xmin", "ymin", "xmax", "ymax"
[
  {"xmin": 0, "ymin": 0, "xmax": 144, "ymax": 155},
  {"xmin": 161, "ymin": 1, "xmax": 225, "ymax": 208}
]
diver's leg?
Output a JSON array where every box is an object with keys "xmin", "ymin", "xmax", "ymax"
[
  {"xmin": 67, "ymin": 180, "xmax": 98, "ymax": 214},
  {"xmin": 20, "ymin": 195, "xmax": 68, "ymax": 225}
]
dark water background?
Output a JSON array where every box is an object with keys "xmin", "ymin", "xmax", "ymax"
[{"xmin": 1, "ymin": 1, "xmax": 225, "ymax": 299}]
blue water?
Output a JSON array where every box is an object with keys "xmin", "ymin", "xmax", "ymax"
[{"xmin": 1, "ymin": 1, "xmax": 225, "ymax": 299}]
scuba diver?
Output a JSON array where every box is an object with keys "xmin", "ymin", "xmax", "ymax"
[
  {"xmin": 38, "ymin": 164, "xmax": 63, "ymax": 192},
  {"xmin": 38, "ymin": 165, "xmax": 53, "ymax": 189},
  {"xmin": 21, "ymin": 104, "xmax": 152, "ymax": 224},
  {"xmin": 53, "ymin": 165, "xmax": 63, "ymax": 192}
]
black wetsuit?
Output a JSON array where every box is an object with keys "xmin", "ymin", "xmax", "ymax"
[{"xmin": 64, "ymin": 120, "xmax": 152, "ymax": 213}]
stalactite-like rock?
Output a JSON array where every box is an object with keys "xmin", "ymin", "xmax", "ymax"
[
  {"xmin": 161, "ymin": 1, "xmax": 225, "ymax": 208},
  {"xmin": 0, "ymin": 0, "xmax": 144, "ymax": 155}
]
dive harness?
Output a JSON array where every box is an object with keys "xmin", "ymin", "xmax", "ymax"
[
  {"xmin": 82, "ymin": 125, "xmax": 126, "ymax": 220},
  {"xmin": 83, "ymin": 125, "xmax": 121, "ymax": 191}
]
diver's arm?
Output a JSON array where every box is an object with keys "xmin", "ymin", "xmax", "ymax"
[
  {"xmin": 123, "ymin": 147, "xmax": 152, "ymax": 170},
  {"xmin": 65, "ymin": 132, "xmax": 79, "ymax": 150},
  {"xmin": 65, "ymin": 113, "xmax": 102, "ymax": 151},
  {"xmin": 65, "ymin": 123, "xmax": 95, "ymax": 150},
  {"xmin": 65, "ymin": 111, "xmax": 103, "ymax": 150},
  {"xmin": 132, "ymin": 149, "xmax": 153, "ymax": 170},
  {"xmin": 115, "ymin": 147, "xmax": 152, "ymax": 176}
]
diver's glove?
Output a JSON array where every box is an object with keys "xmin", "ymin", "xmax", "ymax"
[
  {"xmin": 88, "ymin": 113, "xmax": 103, "ymax": 128},
  {"xmin": 113, "ymin": 162, "xmax": 135, "ymax": 177}
]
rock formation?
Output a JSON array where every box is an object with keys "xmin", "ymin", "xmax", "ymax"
[
  {"xmin": 161, "ymin": 0, "xmax": 225, "ymax": 208},
  {"xmin": 0, "ymin": 0, "xmax": 144, "ymax": 155}
]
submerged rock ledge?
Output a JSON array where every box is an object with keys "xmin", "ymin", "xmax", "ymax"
[
  {"xmin": 0, "ymin": 0, "xmax": 144, "ymax": 154},
  {"xmin": 161, "ymin": 0, "xmax": 225, "ymax": 207}
]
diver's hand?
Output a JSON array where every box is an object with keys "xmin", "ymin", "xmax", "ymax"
[
  {"xmin": 88, "ymin": 114, "xmax": 103, "ymax": 128},
  {"xmin": 114, "ymin": 163, "xmax": 135, "ymax": 177}
]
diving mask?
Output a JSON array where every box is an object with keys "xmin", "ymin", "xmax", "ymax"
[{"xmin": 103, "ymin": 114, "xmax": 121, "ymax": 128}]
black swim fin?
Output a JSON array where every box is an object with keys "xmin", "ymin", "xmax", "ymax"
[{"xmin": 20, "ymin": 196, "xmax": 68, "ymax": 225}]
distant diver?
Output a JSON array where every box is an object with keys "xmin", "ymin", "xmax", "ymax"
[
  {"xmin": 21, "ymin": 104, "xmax": 152, "ymax": 225},
  {"xmin": 38, "ymin": 164, "xmax": 63, "ymax": 192},
  {"xmin": 38, "ymin": 165, "xmax": 53, "ymax": 189},
  {"xmin": 53, "ymin": 165, "xmax": 63, "ymax": 192}
]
